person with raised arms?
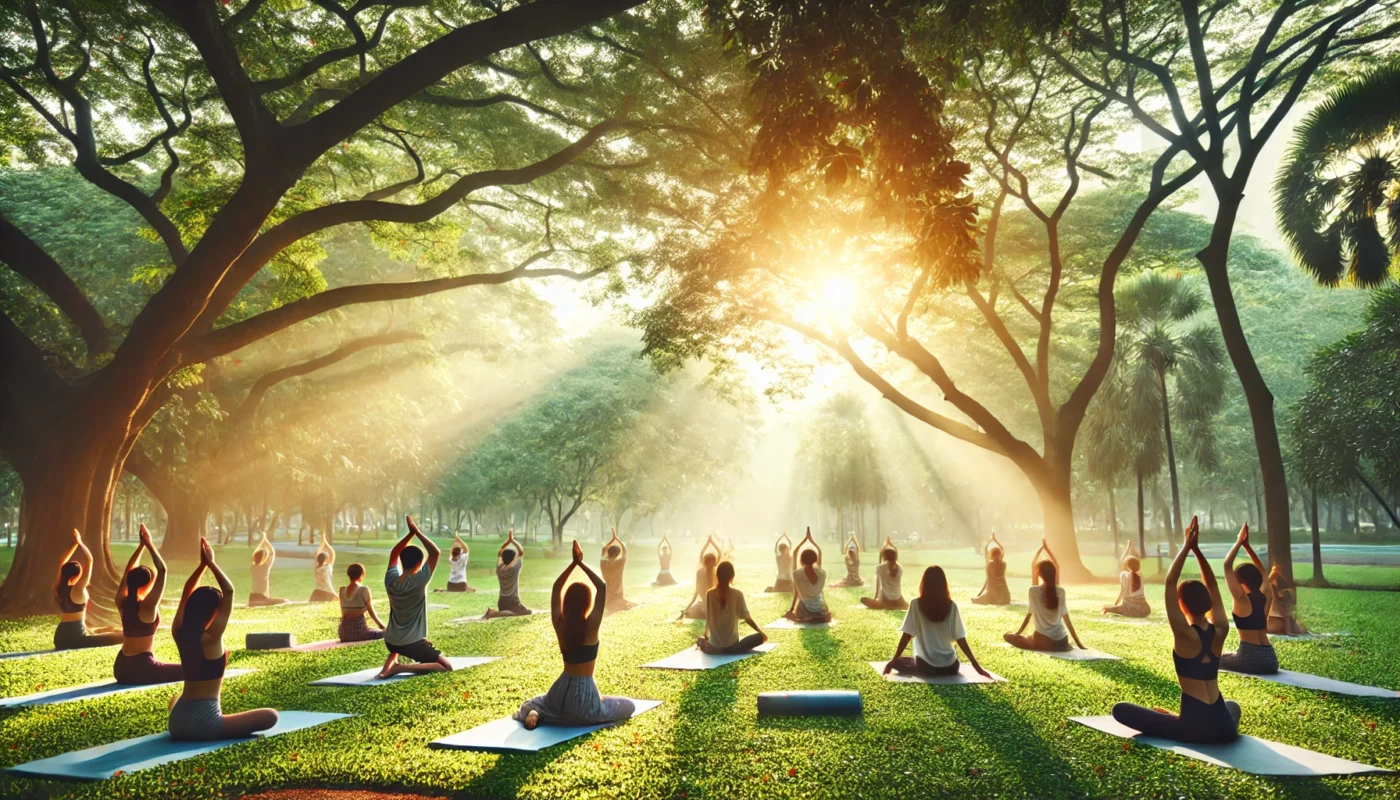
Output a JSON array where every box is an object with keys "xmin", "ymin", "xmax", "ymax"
[
  {"xmin": 53, "ymin": 529, "xmax": 123, "ymax": 651},
  {"xmin": 378, "ymin": 516, "xmax": 452, "ymax": 679},
  {"xmin": 516, "ymin": 541, "xmax": 636, "ymax": 729},
  {"xmin": 1111, "ymin": 517, "xmax": 1240, "ymax": 743},
  {"xmin": 1103, "ymin": 542, "xmax": 1150, "ymax": 618},
  {"xmin": 652, "ymin": 533, "xmax": 678, "ymax": 586},
  {"xmin": 785, "ymin": 528, "xmax": 831, "ymax": 623},
  {"xmin": 440, "ymin": 533, "xmax": 475, "ymax": 593},
  {"xmin": 484, "ymin": 530, "xmax": 532, "ymax": 619},
  {"xmin": 679, "ymin": 535, "xmax": 722, "ymax": 620},
  {"xmin": 113, "ymin": 524, "xmax": 182, "ymax": 683},
  {"xmin": 338, "ymin": 562, "xmax": 386, "ymax": 642},
  {"xmin": 1004, "ymin": 538, "xmax": 1086, "ymax": 652},
  {"xmin": 1221, "ymin": 523, "xmax": 1279, "ymax": 674},
  {"xmin": 697, "ymin": 561, "xmax": 767, "ymax": 654},
  {"xmin": 248, "ymin": 532, "xmax": 287, "ymax": 607},
  {"xmin": 1266, "ymin": 563, "xmax": 1307, "ymax": 636},
  {"xmin": 884, "ymin": 566, "xmax": 991, "ymax": 678},
  {"xmin": 308, "ymin": 532, "xmax": 337, "ymax": 603},
  {"xmin": 860, "ymin": 538, "xmax": 907, "ymax": 609},
  {"xmin": 764, "ymin": 532, "xmax": 794, "ymax": 594},
  {"xmin": 600, "ymin": 529, "xmax": 637, "ymax": 612},
  {"xmin": 168, "ymin": 539, "xmax": 278, "ymax": 741},
  {"xmin": 832, "ymin": 533, "xmax": 864, "ymax": 587},
  {"xmin": 971, "ymin": 533, "xmax": 1011, "ymax": 605}
]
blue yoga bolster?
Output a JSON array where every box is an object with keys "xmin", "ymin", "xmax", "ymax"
[{"xmin": 757, "ymin": 690, "xmax": 863, "ymax": 716}]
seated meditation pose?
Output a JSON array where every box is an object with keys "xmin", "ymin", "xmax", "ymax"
[
  {"xmin": 114, "ymin": 524, "xmax": 182, "ymax": 684},
  {"xmin": 697, "ymin": 561, "xmax": 767, "ymax": 654},
  {"xmin": 764, "ymin": 532, "xmax": 794, "ymax": 594},
  {"xmin": 1004, "ymin": 539, "xmax": 1086, "ymax": 652},
  {"xmin": 1221, "ymin": 524, "xmax": 1279, "ymax": 674},
  {"xmin": 248, "ymin": 533, "xmax": 287, "ymax": 607},
  {"xmin": 831, "ymin": 533, "xmax": 864, "ymax": 588},
  {"xmin": 884, "ymin": 566, "xmax": 991, "ymax": 678},
  {"xmin": 516, "ymin": 541, "xmax": 636, "ymax": 729},
  {"xmin": 168, "ymin": 539, "xmax": 278, "ymax": 741},
  {"xmin": 600, "ymin": 530, "xmax": 637, "ymax": 612},
  {"xmin": 1112, "ymin": 517, "xmax": 1240, "ymax": 743},
  {"xmin": 679, "ymin": 536, "xmax": 722, "ymax": 620},
  {"xmin": 1266, "ymin": 564, "xmax": 1308, "ymax": 636},
  {"xmin": 439, "ymin": 534, "xmax": 475, "ymax": 593},
  {"xmin": 484, "ymin": 530, "xmax": 532, "ymax": 618},
  {"xmin": 54, "ymin": 529, "xmax": 123, "ymax": 650},
  {"xmin": 339, "ymin": 562, "xmax": 386, "ymax": 642},
  {"xmin": 861, "ymin": 539, "xmax": 907, "ymax": 609},
  {"xmin": 971, "ymin": 533, "xmax": 1011, "ymax": 605},
  {"xmin": 785, "ymin": 529, "xmax": 831, "ymax": 623},
  {"xmin": 1103, "ymin": 543, "xmax": 1150, "ymax": 618},
  {"xmin": 308, "ymin": 533, "xmax": 337, "ymax": 603},
  {"xmin": 652, "ymin": 533, "xmax": 677, "ymax": 586},
  {"xmin": 379, "ymin": 517, "xmax": 452, "ymax": 679}
]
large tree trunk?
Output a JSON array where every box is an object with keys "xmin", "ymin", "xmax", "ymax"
[
  {"xmin": 1309, "ymin": 485, "xmax": 1326, "ymax": 587},
  {"xmin": 1108, "ymin": 484, "xmax": 1119, "ymax": 555},
  {"xmin": 1136, "ymin": 468, "xmax": 1146, "ymax": 562},
  {"xmin": 1031, "ymin": 467, "xmax": 1091, "ymax": 581},
  {"xmin": 1157, "ymin": 368, "xmax": 1184, "ymax": 539}
]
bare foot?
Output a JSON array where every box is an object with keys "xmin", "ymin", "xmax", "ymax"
[{"xmin": 523, "ymin": 710, "xmax": 539, "ymax": 730}]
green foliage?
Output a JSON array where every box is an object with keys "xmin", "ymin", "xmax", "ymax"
[{"xmin": 799, "ymin": 393, "xmax": 888, "ymax": 520}]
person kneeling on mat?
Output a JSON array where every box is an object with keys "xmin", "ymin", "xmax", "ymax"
[
  {"xmin": 785, "ymin": 529, "xmax": 831, "ymax": 624},
  {"xmin": 1221, "ymin": 523, "xmax": 1279, "ymax": 674},
  {"xmin": 379, "ymin": 517, "xmax": 453, "ymax": 679},
  {"xmin": 1112, "ymin": 517, "xmax": 1240, "ymax": 743},
  {"xmin": 484, "ymin": 531, "xmax": 532, "ymax": 618},
  {"xmin": 54, "ymin": 529, "xmax": 123, "ymax": 651},
  {"xmin": 697, "ymin": 561, "xmax": 767, "ymax": 654},
  {"xmin": 1103, "ymin": 543, "xmax": 1150, "ymax": 618},
  {"xmin": 885, "ymin": 566, "xmax": 991, "ymax": 678},
  {"xmin": 765, "ymin": 533, "xmax": 794, "ymax": 594},
  {"xmin": 860, "ymin": 538, "xmax": 907, "ymax": 610},
  {"xmin": 1266, "ymin": 564, "xmax": 1307, "ymax": 636},
  {"xmin": 1004, "ymin": 539, "xmax": 1086, "ymax": 652},
  {"xmin": 516, "ymin": 541, "xmax": 635, "ymax": 730},
  {"xmin": 169, "ymin": 539, "xmax": 278, "ymax": 741},
  {"xmin": 339, "ymin": 562, "xmax": 386, "ymax": 642},
  {"xmin": 114, "ymin": 524, "xmax": 182, "ymax": 684}
]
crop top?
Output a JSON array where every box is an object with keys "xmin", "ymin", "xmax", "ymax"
[
  {"xmin": 1172, "ymin": 624, "xmax": 1220, "ymax": 681},
  {"xmin": 1233, "ymin": 587, "xmax": 1268, "ymax": 631},
  {"xmin": 121, "ymin": 592, "xmax": 159, "ymax": 637},
  {"xmin": 562, "ymin": 642, "xmax": 599, "ymax": 664},
  {"xmin": 56, "ymin": 586, "xmax": 84, "ymax": 614},
  {"xmin": 175, "ymin": 622, "xmax": 228, "ymax": 681}
]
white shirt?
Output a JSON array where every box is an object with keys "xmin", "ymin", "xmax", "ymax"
[
  {"xmin": 1029, "ymin": 584, "xmax": 1069, "ymax": 640},
  {"xmin": 1119, "ymin": 570, "xmax": 1144, "ymax": 600},
  {"xmin": 251, "ymin": 558, "xmax": 271, "ymax": 596},
  {"xmin": 901, "ymin": 600, "xmax": 966, "ymax": 668},
  {"xmin": 794, "ymin": 566, "xmax": 827, "ymax": 614},
  {"xmin": 776, "ymin": 552, "xmax": 792, "ymax": 580},
  {"xmin": 876, "ymin": 562, "xmax": 903, "ymax": 600},
  {"xmin": 313, "ymin": 562, "xmax": 334, "ymax": 594},
  {"xmin": 705, "ymin": 587, "xmax": 750, "ymax": 648},
  {"xmin": 448, "ymin": 553, "xmax": 468, "ymax": 584}
]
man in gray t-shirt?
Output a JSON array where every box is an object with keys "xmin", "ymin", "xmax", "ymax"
[
  {"xmin": 377, "ymin": 517, "xmax": 452, "ymax": 679},
  {"xmin": 483, "ymin": 530, "xmax": 532, "ymax": 618}
]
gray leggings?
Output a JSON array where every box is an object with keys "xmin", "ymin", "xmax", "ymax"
[
  {"xmin": 1220, "ymin": 641, "xmax": 1278, "ymax": 674},
  {"xmin": 168, "ymin": 697, "xmax": 223, "ymax": 741}
]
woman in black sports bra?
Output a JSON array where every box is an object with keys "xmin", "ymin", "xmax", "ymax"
[
  {"xmin": 113, "ymin": 524, "xmax": 182, "ymax": 684},
  {"xmin": 1112, "ymin": 517, "xmax": 1240, "ymax": 743},
  {"xmin": 515, "ymin": 541, "xmax": 635, "ymax": 730},
  {"xmin": 53, "ymin": 529, "xmax": 122, "ymax": 650},
  {"xmin": 1220, "ymin": 523, "xmax": 1279, "ymax": 674}
]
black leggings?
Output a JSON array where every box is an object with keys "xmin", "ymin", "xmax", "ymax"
[
  {"xmin": 1112, "ymin": 692, "xmax": 1241, "ymax": 744},
  {"xmin": 888, "ymin": 656, "xmax": 959, "ymax": 676},
  {"xmin": 53, "ymin": 620, "xmax": 123, "ymax": 651},
  {"xmin": 1004, "ymin": 630, "xmax": 1072, "ymax": 652}
]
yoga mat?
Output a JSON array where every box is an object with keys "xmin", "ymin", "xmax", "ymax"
[
  {"xmin": 310, "ymin": 656, "xmax": 498, "ymax": 686},
  {"xmin": 1271, "ymin": 631, "xmax": 1351, "ymax": 642},
  {"xmin": 0, "ymin": 670, "xmax": 254, "ymax": 708},
  {"xmin": 426, "ymin": 604, "xmax": 451, "ymax": 611},
  {"xmin": 1222, "ymin": 668, "xmax": 1397, "ymax": 698},
  {"xmin": 868, "ymin": 662, "xmax": 1005, "ymax": 685},
  {"xmin": 0, "ymin": 645, "xmax": 117, "ymax": 662},
  {"xmin": 1000, "ymin": 644, "xmax": 1120, "ymax": 661},
  {"xmin": 429, "ymin": 699, "xmax": 663, "ymax": 753},
  {"xmin": 449, "ymin": 615, "xmax": 531, "ymax": 625},
  {"xmin": 273, "ymin": 639, "xmax": 378, "ymax": 653},
  {"xmin": 642, "ymin": 643, "xmax": 777, "ymax": 670},
  {"xmin": 1070, "ymin": 715, "xmax": 1393, "ymax": 777},
  {"xmin": 6, "ymin": 710, "xmax": 351, "ymax": 781},
  {"xmin": 766, "ymin": 618, "xmax": 838, "ymax": 630}
]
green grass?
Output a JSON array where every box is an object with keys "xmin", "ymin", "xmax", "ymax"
[{"xmin": 0, "ymin": 539, "xmax": 1397, "ymax": 799}]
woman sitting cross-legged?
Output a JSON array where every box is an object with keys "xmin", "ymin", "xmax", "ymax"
[
  {"xmin": 831, "ymin": 533, "xmax": 864, "ymax": 587},
  {"xmin": 652, "ymin": 533, "xmax": 678, "ymax": 586},
  {"xmin": 439, "ymin": 534, "xmax": 476, "ymax": 593},
  {"xmin": 168, "ymin": 539, "xmax": 278, "ymax": 741},
  {"xmin": 1221, "ymin": 523, "xmax": 1279, "ymax": 674},
  {"xmin": 884, "ymin": 566, "xmax": 991, "ymax": 678},
  {"xmin": 970, "ymin": 533, "xmax": 1011, "ymax": 605},
  {"xmin": 248, "ymin": 533, "xmax": 287, "ymax": 607},
  {"xmin": 679, "ymin": 536, "xmax": 722, "ymax": 620},
  {"xmin": 1103, "ymin": 543, "xmax": 1150, "ymax": 618},
  {"xmin": 697, "ymin": 561, "xmax": 767, "ymax": 654},
  {"xmin": 308, "ymin": 532, "xmax": 337, "ymax": 603},
  {"xmin": 516, "ymin": 541, "xmax": 635, "ymax": 730},
  {"xmin": 764, "ymin": 532, "xmax": 794, "ymax": 593},
  {"xmin": 338, "ymin": 562, "xmax": 386, "ymax": 642},
  {"xmin": 54, "ymin": 529, "xmax": 123, "ymax": 651},
  {"xmin": 860, "ymin": 538, "xmax": 908, "ymax": 610},
  {"xmin": 784, "ymin": 529, "xmax": 831, "ymax": 624},
  {"xmin": 1112, "ymin": 516, "xmax": 1240, "ymax": 743},
  {"xmin": 114, "ymin": 524, "xmax": 182, "ymax": 684},
  {"xmin": 484, "ymin": 531, "xmax": 532, "ymax": 619},
  {"xmin": 1004, "ymin": 538, "xmax": 1086, "ymax": 652}
]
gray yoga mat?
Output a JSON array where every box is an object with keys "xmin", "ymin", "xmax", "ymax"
[
  {"xmin": 7, "ymin": 711, "xmax": 351, "ymax": 781},
  {"xmin": 999, "ymin": 643, "xmax": 1120, "ymax": 661},
  {"xmin": 310, "ymin": 656, "xmax": 498, "ymax": 686},
  {"xmin": 766, "ymin": 618, "xmax": 838, "ymax": 630},
  {"xmin": 642, "ymin": 643, "xmax": 777, "ymax": 670},
  {"xmin": 868, "ymin": 662, "xmax": 1005, "ymax": 685},
  {"xmin": 449, "ymin": 615, "xmax": 531, "ymax": 625},
  {"xmin": 1071, "ymin": 715, "xmax": 1392, "ymax": 777},
  {"xmin": 1222, "ymin": 668, "xmax": 1397, "ymax": 698},
  {"xmin": 0, "ymin": 645, "xmax": 118, "ymax": 662},
  {"xmin": 430, "ymin": 699, "xmax": 663, "ymax": 753},
  {"xmin": 0, "ymin": 669, "xmax": 255, "ymax": 708}
]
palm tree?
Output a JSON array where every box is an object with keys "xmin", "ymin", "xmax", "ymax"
[
  {"xmin": 1275, "ymin": 61, "xmax": 1400, "ymax": 287},
  {"xmin": 1085, "ymin": 347, "xmax": 1164, "ymax": 561}
]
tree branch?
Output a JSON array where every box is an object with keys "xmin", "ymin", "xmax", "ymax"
[{"xmin": 0, "ymin": 212, "xmax": 109, "ymax": 355}]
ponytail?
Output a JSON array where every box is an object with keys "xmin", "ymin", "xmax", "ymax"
[
  {"xmin": 1125, "ymin": 557, "xmax": 1141, "ymax": 592},
  {"xmin": 716, "ymin": 561, "xmax": 735, "ymax": 609},
  {"xmin": 1037, "ymin": 560, "xmax": 1059, "ymax": 610}
]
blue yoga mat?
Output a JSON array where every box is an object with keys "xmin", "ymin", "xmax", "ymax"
[
  {"xmin": 7, "ymin": 710, "xmax": 351, "ymax": 781},
  {"xmin": 0, "ymin": 670, "xmax": 255, "ymax": 709}
]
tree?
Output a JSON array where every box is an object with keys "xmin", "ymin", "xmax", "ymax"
[{"xmin": 799, "ymin": 394, "xmax": 888, "ymax": 546}]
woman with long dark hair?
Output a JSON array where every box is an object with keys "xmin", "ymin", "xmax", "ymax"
[
  {"xmin": 113, "ymin": 524, "xmax": 182, "ymax": 684},
  {"xmin": 338, "ymin": 562, "xmax": 386, "ymax": 642},
  {"xmin": 697, "ymin": 561, "xmax": 767, "ymax": 654},
  {"xmin": 1221, "ymin": 524, "xmax": 1279, "ymax": 674},
  {"xmin": 53, "ymin": 529, "xmax": 122, "ymax": 650},
  {"xmin": 516, "ymin": 541, "xmax": 635, "ymax": 729},
  {"xmin": 970, "ymin": 533, "xmax": 1011, "ymax": 605},
  {"xmin": 1103, "ymin": 543, "xmax": 1150, "ymax": 618},
  {"xmin": 785, "ymin": 528, "xmax": 831, "ymax": 623},
  {"xmin": 884, "ymin": 566, "xmax": 991, "ymax": 678},
  {"xmin": 1004, "ymin": 539, "xmax": 1086, "ymax": 652}
]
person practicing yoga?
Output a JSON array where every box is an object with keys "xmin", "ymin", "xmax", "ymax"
[
  {"xmin": 248, "ymin": 532, "xmax": 287, "ymax": 607},
  {"xmin": 720, "ymin": 535, "xmax": 736, "ymax": 562},
  {"xmin": 697, "ymin": 561, "xmax": 768, "ymax": 654},
  {"xmin": 765, "ymin": 532, "xmax": 794, "ymax": 594},
  {"xmin": 438, "ymin": 533, "xmax": 475, "ymax": 593},
  {"xmin": 1266, "ymin": 564, "xmax": 1308, "ymax": 636},
  {"xmin": 652, "ymin": 533, "xmax": 678, "ymax": 586},
  {"xmin": 308, "ymin": 532, "xmax": 337, "ymax": 603},
  {"xmin": 679, "ymin": 535, "xmax": 722, "ymax": 620},
  {"xmin": 339, "ymin": 562, "xmax": 386, "ymax": 642},
  {"xmin": 600, "ymin": 530, "xmax": 637, "ymax": 613},
  {"xmin": 861, "ymin": 538, "xmax": 907, "ymax": 609},
  {"xmin": 516, "ymin": 541, "xmax": 635, "ymax": 730},
  {"xmin": 113, "ymin": 524, "xmax": 182, "ymax": 684},
  {"xmin": 831, "ymin": 533, "xmax": 864, "ymax": 587},
  {"xmin": 1004, "ymin": 538, "xmax": 1086, "ymax": 652},
  {"xmin": 884, "ymin": 566, "xmax": 991, "ymax": 678},
  {"xmin": 54, "ymin": 529, "xmax": 123, "ymax": 651},
  {"xmin": 1103, "ymin": 542, "xmax": 1150, "ymax": 618},
  {"xmin": 484, "ymin": 530, "xmax": 532, "ymax": 619},
  {"xmin": 379, "ymin": 517, "xmax": 453, "ymax": 679},
  {"xmin": 971, "ymin": 533, "xmax": 1011, "ymax": 605},
  {"xmin": 1221, "ymin": 523, "xmax": 1279, "ymax": 674},
  {"xmin": 168, "ymin": 539, "xmax": 278, "ymax": 741},
  {"xmin": 785, "ymin": 528, "xmax": 831, "ymax": 623},
  {"xmin": 1112, "ymin": 516, "xmax": 1240, "ymax": 743}
]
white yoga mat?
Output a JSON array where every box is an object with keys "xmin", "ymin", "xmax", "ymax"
[
  {"xmin": 642, "ymin": 643, "xmax": 777, "ymax": 670},
  {"xmin": 1071, "ymin": 715, "xmax": 1393, "ymax": 776},
  {"xmin": 868, "ymin": 662, "xmax": 1005, "ymax": 685},
  {"xmin": 429, "ymin": 699, "xmax": 663, "ymax": 753},
  {"xmin": 449, "ymin": 614, "xmax": 531, "ymax": 625},
  {"xmin": 0, "ymin": 670, "xmax": 254, "ymax": 708},
  {"xmin": 766, "ymin": 618, "xmax": 838, "ymax": 630},
  {"xmin": 273, "ymin": 639, "xmax": 378, "ymax": 653},
  {"xmin": 1222, "ymin": 668, "xmax": 1397, "ymax": 698},
  {"xmin": 310, "ymin": 656, "xmax": 498, "ymax": 686},
  {"xmin": 1000, "ymin": 643, "xmax": 1120, "ymax": 660}
]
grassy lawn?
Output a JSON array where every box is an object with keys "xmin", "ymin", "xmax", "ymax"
[{"xmin": 0, "ymin": 538, "xmax": 1396, "ymax": 799}]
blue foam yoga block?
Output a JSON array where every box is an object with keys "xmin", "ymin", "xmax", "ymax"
[{"xmin": 757, "ymin": 690, "xmax": 863, "ymax": 717}]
